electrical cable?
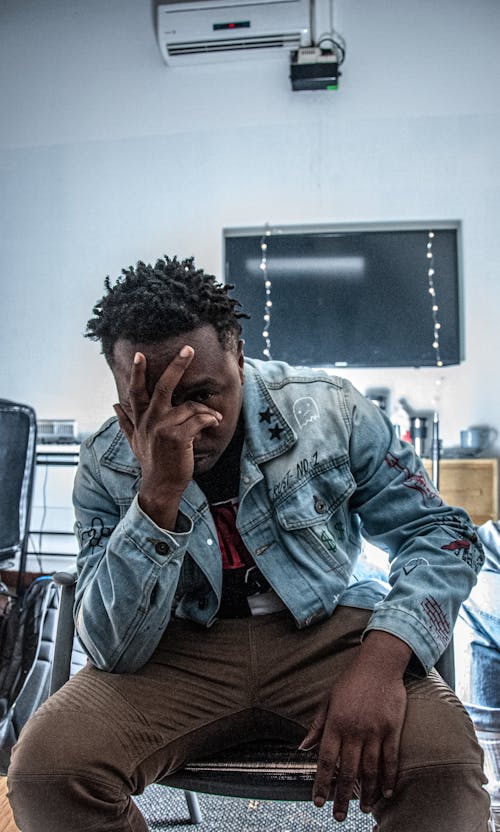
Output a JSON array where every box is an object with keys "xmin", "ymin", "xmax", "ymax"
[
  {"xmin": 309, "ymin": 0, "xmax": 316, "ymax": 44},
  {"xmin": 316, "ymin": 0, "xmax": 346, "ymax": 65},
  {"xmin": 34, "ymin": 464, "xmax": 49, "ymax": 574}
]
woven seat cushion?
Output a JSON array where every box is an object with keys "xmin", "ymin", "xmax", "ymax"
[{"xmin": 163, "ymin": 741, "xmax": 322, "ymax": 800}]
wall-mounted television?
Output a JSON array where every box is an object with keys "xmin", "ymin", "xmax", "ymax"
[{"xmin": 223, "ymin": 222, "xmax": 463, "ymax": 368}]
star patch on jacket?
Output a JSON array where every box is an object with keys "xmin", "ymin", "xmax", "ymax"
[{"xmin": 268, "ymin": 423, "xmax": 284, "ymax": 441}]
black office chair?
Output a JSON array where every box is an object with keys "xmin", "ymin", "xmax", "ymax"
[
  {"xmin": 49, "ymin": 570, "xmax": 455, "ymax": 827},
  {"xmin": 0, "ymin": 399, "xmax": 60, "ymax": 771},
  {"xmin": 0, "ymin": 398, "xmax": 37, "ymax": 592}
]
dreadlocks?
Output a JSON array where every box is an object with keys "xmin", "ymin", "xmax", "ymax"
[{"xmin": 85, "ymin": 256, "xmax": 249, "ymax": 364}]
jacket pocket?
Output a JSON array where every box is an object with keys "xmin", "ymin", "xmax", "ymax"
[{"xmin": 274, "ymin": 456, "xmax": 356, "ymax": 531}]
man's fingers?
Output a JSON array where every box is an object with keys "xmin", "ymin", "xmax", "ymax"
[
  {"xmin": 128, "ymin": 352, "xmax": 150, "ymax": 425},
  {"xmin": 150, "ymin": 345, "xmax": 195, "ymax": 410},
  {"xmin": 170, "ymin": 400, "xmax": 223, "ymax": 428},
  {"xmin": 330, "ymin": 742, "xmax": 362, "ymax": 822},
  {"xmin": 312, "ymin": 731, "xmax": 341, "ymax": 809},
  {"xmin": 299, "ymin": 700, "xmax": 328, "ymax": 751},
  {"xmin": 381, "ymin": 733, "xmax": 401, "ymax": 798},
  {"xmin": 359, "ymin": 741, "xmax": 382, "ymax": 813},
  {"xmin": 177, "ymin": 412, "xmax": 223, "ymax": 442}
]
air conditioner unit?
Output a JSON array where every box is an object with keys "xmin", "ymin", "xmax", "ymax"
[{"xmin": 156, "ymin": 0, "xmax": 311, "ymax": 65}]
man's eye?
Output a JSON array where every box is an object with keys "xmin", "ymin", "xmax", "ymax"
[
  {"xmin": 171, "ymin": 390, "xmax": 217, "ymax": 406},
  {"xmin": 192, "ymin": 391, "xmax": 215, "ymax": 403}
]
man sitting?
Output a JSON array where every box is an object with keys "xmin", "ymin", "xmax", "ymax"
[{"xmin": 8, "ymin": 256, "xmax": 490, "ymax": 831}]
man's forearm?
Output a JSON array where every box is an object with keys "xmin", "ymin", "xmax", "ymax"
[
  {"xmin": 138, "ymin": 488, "xmax": 183, "ymax": 531},
  {"xmin": 360, "ymin": 630, "xmax": 413, "ymax": 678}
]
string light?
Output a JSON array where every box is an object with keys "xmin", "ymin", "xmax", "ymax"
[
  {"xmin": 426, "ymin": 230, "xmax": 444, "ymax": 368},
  {"xmin": 259, "ymin": 225, "xmax": 273, "ymax": 359}
]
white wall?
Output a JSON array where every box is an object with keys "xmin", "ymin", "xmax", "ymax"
[{"xmin": 1, "ymin": 0, "xmax": 500, "ymax": 453}]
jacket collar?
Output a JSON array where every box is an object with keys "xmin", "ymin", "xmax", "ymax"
[
  {"xmin": 241, "ymin": 360, "xmax": 297, "ymax": 462},
  {"xmin": 99, "ymin": 419, "xmax": 140, "ymax": 474}
]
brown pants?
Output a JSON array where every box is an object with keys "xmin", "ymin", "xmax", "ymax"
[{"xmin": 7, "ymin": 607, "xmax": 490, "ymax": 831}]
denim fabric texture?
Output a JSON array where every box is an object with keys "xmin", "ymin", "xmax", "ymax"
[
  {"xmin": 72, "ymin": 358, "xmax": 484, "ymax": 675},
  {"xmin": 457, "ymin": 520, "xmax": 500, "ymax": 729},
  {"xmin": 454, "ymin": 520, "xmax": 500, "ymax": 828}
]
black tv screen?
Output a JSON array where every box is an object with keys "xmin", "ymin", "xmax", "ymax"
[{"xmin": 224, "ymin": 223, "xmax": 462, "ymax": 368}]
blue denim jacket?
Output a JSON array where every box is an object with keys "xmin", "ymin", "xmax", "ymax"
[{"xmin": 73, "ymin": 359, "xmax": 484, "ymax": 674}]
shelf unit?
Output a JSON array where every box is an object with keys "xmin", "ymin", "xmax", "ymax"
[{"xmin": 423, "ymin": 457, "xmax": 498, "ymax": 525}]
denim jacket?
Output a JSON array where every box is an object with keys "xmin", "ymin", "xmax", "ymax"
[{"xmin": 73, "ymin": 358, "xmax": 484, "ymax": 674}]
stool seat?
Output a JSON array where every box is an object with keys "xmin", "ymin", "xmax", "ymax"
[{"xmin": 163, "ymin": 741, "xmax": 320, "ymax": 800}]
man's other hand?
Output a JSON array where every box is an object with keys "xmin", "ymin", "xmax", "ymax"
[{"xmin": 300, "ymin": 630, "xmax": 411, "ymax": 822}]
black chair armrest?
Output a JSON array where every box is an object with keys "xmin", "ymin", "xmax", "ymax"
[
  {"xmin": 52, "ymin": 570, "xmax": 78, "ymax": 587},
  {"xmin": 49, "ymin": 570, "xmax": 77, "ymax": 695}
]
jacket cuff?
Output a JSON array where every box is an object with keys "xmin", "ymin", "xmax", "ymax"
[
  {"xmin": 363, "ymin": 605, "xmax": 445, "ymax": 675},
  {"xmin": 122, "ymin": 495, "xmax": 193, "ymax": 565}
]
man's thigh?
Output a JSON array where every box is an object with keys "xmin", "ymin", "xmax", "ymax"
[
  {"xmin": 251, "ymin": 605, "xmax": 485, "ymax": 775},
  {"xmin": 254, "ymin": 605, "xmax": 372, "ymax": 726},
  {"xmin": 13, "ymin": 606, "xmax": 483, "ymax": 783},
  {"xmin": 400, "ymin": 670, "xmax": 485, "ymax": 773},
  {"xmin": 10, "ymin": 617, "xmax": 256, "ymax": 783}
]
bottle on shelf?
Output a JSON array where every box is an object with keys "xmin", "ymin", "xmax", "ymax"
[{"xmin": 391, "ymin": 398, "xmax": 412, "ymax": 444}]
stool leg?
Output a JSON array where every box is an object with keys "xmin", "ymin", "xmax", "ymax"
[{"xmin": 184, "ymin": 790, "xmax": 203, "ymax": 824}]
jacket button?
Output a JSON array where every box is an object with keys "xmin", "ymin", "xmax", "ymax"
[
  {"xmin": 313, "ymin": 495, "xmax": 328, "ymax": 514},
  {"xmin": 154, "ymin": 541, "xmax": 169, "ymax": 555}
]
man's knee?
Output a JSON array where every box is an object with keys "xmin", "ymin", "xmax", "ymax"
[
  {"xmin": 9, "ymin": 695, "xmax": 132, "ymax": 786},
  {"xmin": 7, "ymin": 701, "xmax": 139, "ymax": 832},
  {"xmin": 400, "ymin": 670, "xmax": 485, "ymax": 771}
]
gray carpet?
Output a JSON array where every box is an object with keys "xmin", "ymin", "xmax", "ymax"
[{"xmin": 135, "ymin": 785, "xmax": 374, "ymax": 831}]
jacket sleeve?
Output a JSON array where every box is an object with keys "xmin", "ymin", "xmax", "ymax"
[
  {"xmin": 345, "ymin": 383, "xmax": 485, "ymax": 674},
  {"xmin": 73, "ymin": 439, "xmax": 192, "ymax": 673}
]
